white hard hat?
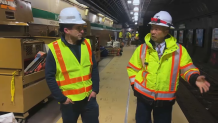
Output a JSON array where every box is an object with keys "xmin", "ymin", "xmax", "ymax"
[
  {"xmin": 136, "ymin": 31, "xmax": 138, "ymax": 33},
  {"xmin": 59, "ymin": 7, "xmax": 86, "ymax": 24},
  {"xmin": 148, "ymin": 11, "xmax": 174, "ymax": 29}
]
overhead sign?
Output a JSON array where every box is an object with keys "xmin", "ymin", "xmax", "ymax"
[
  {"xmin": 179, "ymin": 24, "xmax": 186, "ymax": 29},
  {"xmin": 0, "ymin": 0, "xmax": 16, "ymax": 10}
]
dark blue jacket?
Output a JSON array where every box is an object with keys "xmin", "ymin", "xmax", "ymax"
[{"xmin": 45, "ymin": 36, "xmax": 99, "ymax": 103}]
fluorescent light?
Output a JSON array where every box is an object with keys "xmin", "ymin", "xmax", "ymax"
[
  {"xmin": 134, "ymin": 16, "xmax": 138, "ymax": 21},
  {"xmin": 92, "ymin": 15, "xmax": 96, "ymax": 22},
  {"xmin": 135, "ymin": 22, "xmax": 137, "ymax": 25},
  {"xmin": 134, "ymin": 12, "xmax": 138, "ymax": 16},
  {"xmin": 133, "ymin": 0, "xmax": 140, "ymax": 5},
  {"xmin": 127, "ymin": 1, "xmax": 131, "ymax": 4},
  {"xmin": 134, "ymin": 15, "xmax": 138, "ymax": 19},
  {"xmin": 130, "ymin": 12, "xmax": 133, "ymax": 14},
  {"xmin": 134, "ymin": 7, "xmax": 139, "ymax": 11}
]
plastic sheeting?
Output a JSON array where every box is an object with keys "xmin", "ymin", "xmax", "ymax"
[{"xmin": 0, "ymin": 113, "xmax": 17, "ymax": 123}]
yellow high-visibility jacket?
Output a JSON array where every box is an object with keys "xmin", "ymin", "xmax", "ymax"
[
  {"xmin": 135, "ymin": 33, "xmax": 139, "ymax": 39},
  {"xmin": 127, "ymin": 33, "xmax": 199, "ymax": 105},
  {"xmin": 119, "ymin": 31, "xmax": 123, "ymax": 38},
  {"xmin": 126, "ymin": 32, "xmax": 131, "ymax": 39},
  {"xmin": 48, "ymin": 38, "xmax": 93, "ymax": 101}
]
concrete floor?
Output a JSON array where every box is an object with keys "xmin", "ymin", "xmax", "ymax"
[
  {"xmin": 26, "ymin": 46, "xmax": 188, "ymax": 123},
  {"xmin": 26, "ymin": 56, "xmax": 114, "ymax": 123},
  {"xmin": 56, "ymin": 46, "xmax": 188, "ymax": 123}
]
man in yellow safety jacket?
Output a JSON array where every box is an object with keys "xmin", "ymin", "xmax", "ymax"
[
  {"xmin": 135, "ymin": 31, "xmax": 139, "ymax": 47},
  {"xmin": 45, "ymin": 7, "xmax": 99, "ymax": 123},
  {"xmin": 127, "ymin": 11, "xmax": 210, "ymax": 123},
  {"xmin": 119, "ymin": 30, "xmax": 123, "ymax": 42},
  {"xmin": 126, "ymin": 31, "xmax": 131, "ymax": 46}
]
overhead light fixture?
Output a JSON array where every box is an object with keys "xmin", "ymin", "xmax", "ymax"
[
  {"xmin": 130, "ymin": 12, "xmax": 133, "ymax": 14},
  {"xmin": 134, "ymin": 7, "xmax": 139, "ymax": 11},
  {"xmin": 92, "ymin": 15, "xmax": 96, "ymax": 22},
  {"xmin": 133, "ymin": 0, "xmax": 140, "ymax": 5},
  {"xmin": 134, "ymin": 15, "xmax": 138, "ymax": 19},
  {"xmin": 134, "ymin": 16, "xmax": 138, "ymax": 21},
  {"xmin": 134, "ymin": 12, "xmax": 138, "ymax": 16},
  {"xmin": 127, "ymin": 1, "xmax": 131, "ymax": 4},
  {"xmin": 135, "ymin": 22, "xmax": 137, "ymax": 25},
  {"xmin": 98, "ymin": 13, "xmax": 105, "ymax": 17}
]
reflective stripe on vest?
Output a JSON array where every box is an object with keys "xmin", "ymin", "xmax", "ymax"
[
  {"xmin": 134, "ymin": 43, "xmax": 182, "ymax": 100},
  {"xmin": 140, "ymin": 44, "xmax": 148, "ymax": 69},
  {"xmin": 180, "ymin": 63, "xmax": 199, "ymax": 82},
  {"xmin": 129, "ymin": 76, "xmax": 135, "ymax": 85},
  {"xmin": 62, "ymin": 85, "xmax": 92, "ymax": 96},
  {"xmin": 52, "ymin": 39, "xmax": 92, "ymax": 96},
  {"xmin": 169, "ymin": 44, "xmax": 182, "ymax": 91},
  {"xmin": 127, "ymin": 44, "xmax": 148, "ymax": 85},
  {"xmin": 127, "ymin": 62, "xmax": 140, "ymax": 85},
  {"xmin": 134, "ymin": 76, "xmax": 176, "ymax": 100}
]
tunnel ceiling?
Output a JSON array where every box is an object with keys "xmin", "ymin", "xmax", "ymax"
[
  {"xmin": 83, "ymin": 0, "xmax": 130, "ymax": 24},
  {"xmin": 143, "ymin": 0, "xmax": 218, "ymax": 25},
  {"xmin": 75, "ymin": 0, "xmax": 218, "ymax": 27}
]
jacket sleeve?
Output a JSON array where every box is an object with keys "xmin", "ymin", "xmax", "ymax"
[
  {"xmin": 91, "ymin": 52, "xmax": 100, "ymax": 94},
  {"xmin": 127, "ymin": 45, "xmax": 143, "ymax": 86},
  {"xmin": 180, "ymin": 46, "xmax": 200, "ymax": 84}
]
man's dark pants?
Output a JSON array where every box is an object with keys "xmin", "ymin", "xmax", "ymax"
[
  {"xmin": 135, "ymin": 39, "xmax": 139, "ymax": 47},
  {"xmin": 60, "ymin": 97, "xmax": 99, "ymax": 123},
  {"xmin": 136, "ymin": 98, "xmax": 172, "ymax": 123}
]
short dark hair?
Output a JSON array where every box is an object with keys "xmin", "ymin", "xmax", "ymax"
[{"xmin": 59, "ymin": 24, "xmax": 75, "ymax": 33}]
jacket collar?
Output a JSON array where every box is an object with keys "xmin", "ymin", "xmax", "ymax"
[
  {"xmin": 144, "ymin": 33, "xmax": 178, "ymax": 51},
  {"xmin": 61, "ymin": 35, "xmax": 85, "ymax": 47}
]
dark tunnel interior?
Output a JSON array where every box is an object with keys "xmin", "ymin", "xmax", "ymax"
[{"xmin": 1, "ymin": 0, "xmax": 218, "ymax": 123}]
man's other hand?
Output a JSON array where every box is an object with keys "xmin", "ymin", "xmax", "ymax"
[
  {"xmin": 63, "ymin": 98, "xmax": 74, "ymax": 104},
  {"xmin": 88, "ymin": 91, "xmax": 97, "ymax": 101},
  {"xmin": 196, "ymin": 75, "xmax": 210, "ymax": 93}
]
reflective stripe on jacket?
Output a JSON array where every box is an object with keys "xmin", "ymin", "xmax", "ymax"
[
  {"xmin": 48, "ymin": 38, "xmax": 93, "ymax": 101},
  {"xmin": 127, "ymin": 33, "xmax": 200, "ymax": 102}
]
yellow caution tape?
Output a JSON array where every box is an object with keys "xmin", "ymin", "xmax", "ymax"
[{"xmin": 11, "ymin": 70, "xmax": 18, "ymax": 104}]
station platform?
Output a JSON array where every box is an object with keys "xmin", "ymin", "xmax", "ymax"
[{"xmin": 55, "ymin": 46, "xmax": 188, "ymax": 123}]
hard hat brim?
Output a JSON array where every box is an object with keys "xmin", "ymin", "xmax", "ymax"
[
  {"xmin": 148, "ymin": 22, "xmax": 175, "ymax": 29},
  {"xmin": 59, "ymin": 20, "xmax": 87, "ymax": 25}
]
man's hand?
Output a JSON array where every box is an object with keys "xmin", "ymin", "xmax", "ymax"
[
  {"xmin": 88, "ymin": 91, "xmax": 97, "ymax": 101},
  {"xmin": 63, "ymin": 98, "xmax": 74, "ymax": 104},
  {"xmin": 196, "ymin": 75, "xmax": 210, "ymax": 93}
]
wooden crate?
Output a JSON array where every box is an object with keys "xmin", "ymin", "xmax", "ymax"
[{"xmin": 105, "ymin": 47, "xmax": 120, "ymax": 56}]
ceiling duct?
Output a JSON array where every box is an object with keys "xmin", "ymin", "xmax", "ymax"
[
  {"xmin": 76, "ymin": 0, "xmax": 118, "ymax": 23},
  {"xmin": 120, "ymin": 0, "xmax": 131, "ymax": 21}
]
